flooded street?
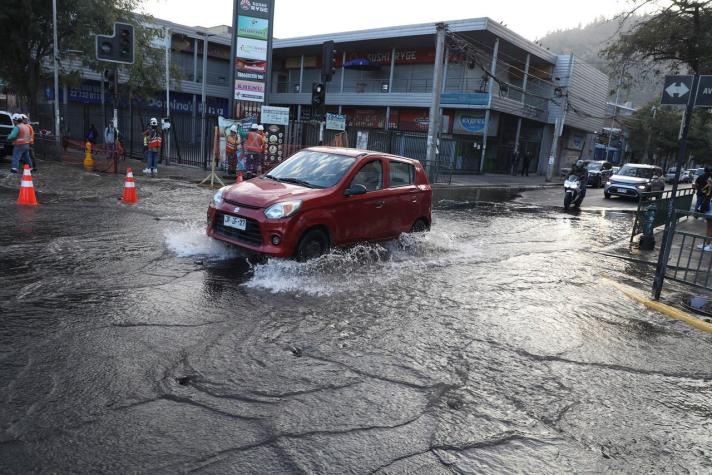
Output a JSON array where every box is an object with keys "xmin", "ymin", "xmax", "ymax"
[{"xmin": 2, "ymin": 163, "xmax": 712, "ymax": 473}]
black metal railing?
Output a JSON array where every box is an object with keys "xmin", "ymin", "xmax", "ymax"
[
  {"xmin": 631, "ymin": 188, "xmax": 696, "ymax": 242},
  {"xmin": 666, "ymin": 210, "xmax": 712, "ymax": 290}
]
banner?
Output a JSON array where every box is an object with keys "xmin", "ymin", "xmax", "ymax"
[
  {"xmin": 264, "ymin": 124, "xmax": 285, "ymax": 164},
  {"xmin": 217, "ymin": 115, "xmax": 254, "ymax": 165},
  {"xmin": 237, "ymin": 16, "xmax": 269, "ymax": 40},
  {"xmin": 235, "ymin": 80, "xmax": 265, "ymax": 102}
]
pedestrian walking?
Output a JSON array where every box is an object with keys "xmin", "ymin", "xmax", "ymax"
[
  {"xmin": 8, "ymin": 113, "xmax": 33, "ymax": 173},
  {"xmin": 143, "ymin": 118, "xmax": 162, "ymax": 176},
  {"xmin": 521, "ymin": 150, "xmax": 531, "ymax": 177},
  {"xmin": 244, "ymin": 123, "xmax": 266, "ymax": 176},
  {"xmin": 86, "ymin": 124, "xmax": 98, "ymax": 145},
  {"xmin": 511, "ymin": 146, "xmax": 520, "ymax": 176}
]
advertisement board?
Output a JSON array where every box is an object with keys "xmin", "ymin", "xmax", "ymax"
[
  {"xmin": 231, "ymin": 0, "xmax": 275, "ymax": 106},
  {"xmin": 261, "ymin": 105, "xmax": 290, "ymax": 125},
  {"xmin": 453, "ymin": 111, "xmax": 486, "ymax": 135},
  {"xmin": 235, "ymin": 80, "xmax": 265, "ymax": 102},
  {"xmin": 264, "ymin": 124, "xmax": 285, "ymax": 165},
  {"xmin": 326, "ymin": 113, "xmax": 346, "ymax": 131}
]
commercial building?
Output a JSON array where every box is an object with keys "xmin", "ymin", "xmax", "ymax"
[{"xmin": 42, "ymin": 17, "xmax": 608, "ymax": 174}]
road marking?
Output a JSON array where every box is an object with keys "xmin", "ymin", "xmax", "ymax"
[{"xmin": 603, "ymin": 278, "xmax": 712, "ymax": 335}]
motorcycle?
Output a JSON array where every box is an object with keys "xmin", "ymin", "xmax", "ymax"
[{"xmin": 564, "ymin": 175, "xmax": 584, "ymax": 211}]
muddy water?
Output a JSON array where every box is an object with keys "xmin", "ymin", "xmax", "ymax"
[{"xmin": 1, "ymin": 163, "xmax": 712, "ymax": 473}]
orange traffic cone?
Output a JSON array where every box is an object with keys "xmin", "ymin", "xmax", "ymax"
[
  {"xmin": 236, "ymin": 171, "xmax": 243, "ymax": 183},
  {"xmin": 17, "ymin": 165, "xmax": 38, "ymax": 205},
  {"xmin": 122, "ymin": 168, "xmax": 137, "ymax": 204}
]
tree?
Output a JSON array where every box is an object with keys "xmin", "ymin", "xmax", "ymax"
[
  {"xmin": 0, "ymin": 0, "xmax": 178, "ymax": 115},
  {"xmin": 604, "ymin": 1, "xmax": 712, "ymax": 75}
]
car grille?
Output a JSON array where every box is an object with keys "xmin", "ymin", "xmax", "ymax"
[
  {"xmin": 223, "ymin": 198, "xmax": 261, "ymax": 210},
  {"xmin": 214, "ymin": 212, "xmax": 262, "ymax": 246}
]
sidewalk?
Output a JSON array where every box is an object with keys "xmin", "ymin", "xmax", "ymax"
[{"xmin": 445, "ymin": 173, "xmax": 561, "ymax": 188}]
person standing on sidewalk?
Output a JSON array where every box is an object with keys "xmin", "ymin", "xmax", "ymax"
[
  {"xmin": 143, "ymin": 118, "xmax": 162, "ymax": 176},
  {"xmin": 225, "ymin": 125, "xmax": 241, "ymax": 175},
  {"xmin": 520, "ymin": 150, "xmax": 531, "ymax": 177},
  {"xmin": 22, "ymin": 114, "xmax": 37, "ymax": 171},
  {"xmin": 244, "ymin": 123, "xmax": 266, "ymax": 176},
  {"xmin": 8, "ymin": 114, "xmax": 32, "ymax": 173},
  {"xmin": 511, "ymin": 146, "xmax": 520, "ymax": 176},
  {"xmin": 104, "ymin": 122, "xmax": 117, "ymax": 162}
]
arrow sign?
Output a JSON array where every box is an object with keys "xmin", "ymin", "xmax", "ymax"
[
  {"xmin": 661, "ymin": 75, "xmax": 694, "ymax": 105},
  {"xmin": 665, "ymin": 82, "xmax": 690, "ymax": 98}
]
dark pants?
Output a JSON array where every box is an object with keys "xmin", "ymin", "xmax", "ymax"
[{"xmin": 521, "ymin": 161, "xmax": 530, "ymax": 176}]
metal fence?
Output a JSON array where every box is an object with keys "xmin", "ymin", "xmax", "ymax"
[
  {"xmin": 665, "ymin": 210, "xmax": 712, "ymax": 290},
  {"xmin": 630, "ymin": 188, "xmax": 696, "ymax": 242}
]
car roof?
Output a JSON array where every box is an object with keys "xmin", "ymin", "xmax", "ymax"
[
  {"xmin": 304, "ymin": 146, "xmax": 421, "ymax": 164},
  {"xmin": 622, "ymin": 163, "xmax": 659, "ymax": 169}
]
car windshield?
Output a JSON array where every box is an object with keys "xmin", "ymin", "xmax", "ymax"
[
  {"xmin": 265, "ymin": 151, "xmax": 356, "ymax": 189},
  {"xmin": 586, "ymin": 162, "xmax": 602, "ymax": 171},
  {"xmin": 0, "ymin": 114, "xmax": 12, "ymax": 126},
  {"xmin": 617, "ymin": 165, "xmax": 656, "ymax": 179}
]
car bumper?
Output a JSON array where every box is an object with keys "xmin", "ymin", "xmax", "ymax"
[
  {"xmin": 206, "ymin": 203, "xmax": 300, "ymax": 258},
  {"xmin": 605, "ymin": 184, "xmax": 645, "ymax": 198}
]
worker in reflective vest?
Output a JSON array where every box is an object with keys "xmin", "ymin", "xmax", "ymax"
[
  {"xmin": 23, "ymin": 114, "xmax": 37, "ymax": 171},
  {"xmin": 143, "ymin": 118, "xmax": 162, "ymax": 175},
  {"xmin": 244, "ymin": 123, "xmax": 266, "ymax": 175},
  {"xmin": 8, "ymin": 114, "xmax": 32, "ymax": 173},
  {"xmin": 225, "ymin": 124, "xmax": 241, "ymax": 175}
]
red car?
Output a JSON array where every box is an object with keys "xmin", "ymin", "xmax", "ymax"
[{"xmin": 207, "ymin": 147, "xmax": 432, "ymax": 260}]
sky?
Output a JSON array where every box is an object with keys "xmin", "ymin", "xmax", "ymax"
[{"xmin": 140, "ymin": 0, "xmax": 639, "ymax": 41}]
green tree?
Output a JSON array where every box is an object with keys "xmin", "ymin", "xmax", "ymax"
[
  {"xmin": 604, "ymin": 1, "xmax": 712, "ymax": 74},
  {"xmin": 0, "ymin": 0, "xmax": 178, "ymax": 115}
]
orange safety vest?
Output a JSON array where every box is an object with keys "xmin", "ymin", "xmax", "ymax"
[
  {"xmin": 244, "ymin": 131, "xmax": 264, "ymax": 153},
  {"xmin": 28, "ymin": 124, "xmax": 35, "ymax": 145},
  {"xmin": 147, "ymin": 129, "xmax": 162, "ymax": 150},
  {"xmin": 13, "ymin": 124, "xmax": 31, "ymax": 145},
  {"xmin": 226, "ymin": 134, "xmax": 238, "ymax": 154}
]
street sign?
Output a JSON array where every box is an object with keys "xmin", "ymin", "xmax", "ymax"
[
  {"xmin": 695, "ymin": 75, "xmax": 712, "ymax": 107},
  {"xmin": 661, "ymin": 75, "xmax": 693, "ymax": 105}
]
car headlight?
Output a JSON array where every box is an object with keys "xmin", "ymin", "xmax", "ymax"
[
  {"xmin": 212, "ymin": 186, "xmax": 229, "ymax": 206},
  {"xmin": 264, "ymin": 200, "xmax": 302, "ymax": 219},
  {"xmin": 637, "ymin": 185, "xmax": 647, "ymax": 190},
  {"xmin": 606, "ymin": 181, "xmax": 611, "ymax": 186}
]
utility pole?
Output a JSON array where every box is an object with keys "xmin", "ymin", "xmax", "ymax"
[
  {"xmin": 426, "ymin": 22, "xmax": 446, "ymax": 179},
  {"xmin": 606, "ymin": 66, "xmax": 626, "ymax": 162},
  {"xmin": 652, "ymin": 74, "xmax": 700, "ymax": 300},
  {"xmin": 643, "ymin": 106, "xmax": 657, "ymax": 164},
  {"xmin": 52, "ymin": 0, "xmax": 60, "ymax": 144},
  {"xmin": 165, "ymin": 27, "xmax": 171, "ymax": 166},
  {"xmin": 199, "ymin": 32, "xmax": 211, "ymax": 169},
  {"xmin": 546, "ymin": 89, "xmax": 567, "ymax": 182}
]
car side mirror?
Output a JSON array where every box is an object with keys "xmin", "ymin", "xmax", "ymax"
[{"xmin": 344, "ymin": 184, "xmax": 367, "ymax": 196}]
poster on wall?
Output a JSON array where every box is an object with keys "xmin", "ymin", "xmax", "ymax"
[
  {"xmin": 356, "ymin": 131, "xmax": 369, "ymax": 149},
  {"xmin": 232, "ymin": 0, "xmax": 275, "ymax": 107},
  {"xmin": 326, "ymin": 113, "xmax": 346, "ymax": 131},
  {"xmin": 264, "ymin": 124, "xmax": 284, "ymax": 166},
  {"xmin": 261, "ymin": 105, "xmax": 290, "ymax": 126}
]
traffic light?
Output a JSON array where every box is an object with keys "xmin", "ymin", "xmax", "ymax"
[
  {"xmin": 96, "ymin": 22, "xmax": 134, "ymax": 64},
  {"xmin": 321, "ymin": 41, "xmax": 337, "ymax": 82},
  {"xmin": 103, "ymin": 69, "xmax": 115, "ymax": 94},
  {"xmin": 311, "ymin": 83, "xmax": 325, "ymax": 108}
]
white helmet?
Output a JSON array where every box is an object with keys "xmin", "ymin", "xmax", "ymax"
[
  {"xmin": 150, "ymin": 118, "xmax": 158, "ymax": 126},
  {"xmin": 576, "ymin": 160, "xmax": 584, "ymax": 167},
  {"xmin": 251, "ymin": 123, "xmax": 258, "ymax": 130},
  {"xmin": 230, "ymin": 124, "xmax": 238, "ymax": 133},
  {"xmin": 11, "ymin": 113, "xmax": 21, "ymax": 121},
  {"xmin": 257, "ymin": 125, "xmax": 264, "ymax": 131}
]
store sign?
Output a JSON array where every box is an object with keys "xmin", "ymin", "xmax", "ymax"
[
  {"xmin": 453, "ymin": 112, "xmax": 486, "ymax": 135},
  {"xmin": 261, "ymin": 105, "xmax": 289, "ymax": 125},
  {"xmin": 237, "ymin": 16, "xmax": 269, "ymax": 40},
  {"xmin": 326, "ymin": 113, "xmax": 346, "ymax": 131},
  {"xmin": 235, "ymin": 80, "xmax": 265, "ymax": 102},
  {"xmin": 233, "ymin": 0, "xmax": 274, "ymax": 105}
]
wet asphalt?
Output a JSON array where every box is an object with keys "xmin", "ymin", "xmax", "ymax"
[{"xmin": 1, "ymin": 161, "xmax": 712, "ymax": 473}]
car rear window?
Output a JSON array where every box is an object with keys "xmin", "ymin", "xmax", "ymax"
[
  {"xmin": 390, "ymin": 161, "xmax": 414, "ymax": 187},
  {"xmin": 0, "ymin": 114, "xmax": 12, "ymax": 126}
]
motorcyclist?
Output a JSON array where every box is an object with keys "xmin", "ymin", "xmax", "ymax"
[{"xmin": 569, "ymin": 159, "xmax": 589, "ymax": 200}]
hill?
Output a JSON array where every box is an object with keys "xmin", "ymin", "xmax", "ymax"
[{"xmin": 539, "ymin": 17, "xmax": 661, "ymax": 108}]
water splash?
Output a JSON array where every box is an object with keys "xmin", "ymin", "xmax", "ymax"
[{"xmin": 164, "ymin": 223, "xmax": 240, "ymax": 259}]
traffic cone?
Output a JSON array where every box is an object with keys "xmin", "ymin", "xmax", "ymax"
[
  {"xmin": 17, "ymin": 165, "xmax": 38, "ymax": 205},
  {"xmin": 236, "ymin": 171, "xmax": 243, "ymax": 183},
  {"xmin": 122, "ymin": 168, "xmax": 137, "ymax": 204}
]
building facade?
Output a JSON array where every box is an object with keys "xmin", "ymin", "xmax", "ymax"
[{"xmin": 43, "ymin": 17, "xmax": 608, "ymax": 174}]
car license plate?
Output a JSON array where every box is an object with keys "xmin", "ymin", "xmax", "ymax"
[{"xmin": 224, "ymin": 215, "xmax": 247, "ymax": 231}]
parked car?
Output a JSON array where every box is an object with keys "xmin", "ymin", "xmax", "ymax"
[
  {"xmin": 664, "ymin": 167, "xmax": 695, "ymax": 184},
  {"xmin": 0, "ymin": 110, "xmax": 14, "ymax": 158},
  {"xmin": 585, "ymin": 160, "xmax": 614, "ymax": 188},
  {"xmin": 611, "ymin": 166, "xmax": 620, "ymax": 175},
  {"xmin": 604, "ymin": 164, "xmax": 665, "ymax": 199},
  {"xmin": 689, "ymin": 168, "xmax": 706, "ymax": 184},
  {"xmin": 207, "ymin": 147, "xmax": 433, "ymax": 260}
]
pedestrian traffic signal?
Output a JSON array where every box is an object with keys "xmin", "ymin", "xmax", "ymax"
[
  {"xmin": 96, "ymin": 22, "xmax": 134, "ymax": 64},
  {"xmin": 311, "ymin": 83, "xmax": 325, "ymax": 108},
  {"xmin": 103, "ymin": 69, "xmax": 117, "ymax": 95},
  {"xmin": 321, "ymin": 41, "xmax": 337, "ymax": 82}
]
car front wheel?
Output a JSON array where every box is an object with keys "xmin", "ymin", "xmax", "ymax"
[
  {"xmin": 410, "ymin": 219, "xmax": 430, "ymax": 233},
  {"xmin": 295, "ymin": 229, "xmax": 329, "ymax": 262}
]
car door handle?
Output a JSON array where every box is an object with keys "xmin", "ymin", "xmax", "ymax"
[{"xmin": 375, "ymin": 200, "xmax": 384, "ymax": 209}]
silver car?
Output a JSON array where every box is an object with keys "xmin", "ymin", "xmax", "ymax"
[{"xmin": 604, "ymin": 164, "xmax": 665, "ymax": 199}]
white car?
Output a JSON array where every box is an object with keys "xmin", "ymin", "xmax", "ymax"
[{"xmin": 0, "ymin": 110, "xmax": 14, "ymax": 157}]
